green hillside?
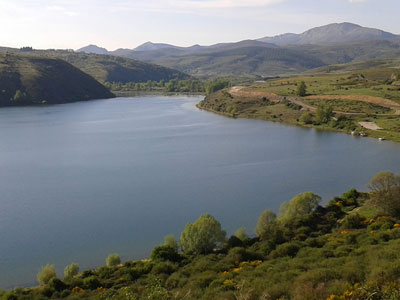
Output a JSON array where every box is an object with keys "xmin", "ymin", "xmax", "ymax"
[
  {"xmin": 125, "ymin": 46, "xmax": 325, "ymax": 77},
  {"xmin": 0, "ymin": 52, "xmax": 114, "ymax": 106},
  {"xmin": 31, "ymin": 49, "xmax": 190, "ymax": 84},
  {"xmin": 2, "ymin": 171, "xmax": 400, "ymax": 300}
]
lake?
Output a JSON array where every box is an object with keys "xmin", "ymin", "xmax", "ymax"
[{"xmin": 0, "ymin": 95, "xmax": 399, "ymax": 288}]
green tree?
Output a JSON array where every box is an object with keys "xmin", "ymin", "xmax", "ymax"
[
  {"xmin": 299, "ymin": 112, "xmax": 313, "ymax": 124},
  {"xmin": 255, "ymin": 210, "xmax": 277, "ymax": 240},
  {"xmin": 296, "ymin": 81, "xmax": 307, "ymax": 97},
  {"xmin": 234, "ymin": 227, "xmax": 248, "ymax": 241},
  {"xmin": 368, "ymin": 171, "xmax": 400, "ymax": 216},
  {"xmin": 12, "ymin": 90, "xmax": 27, "ymax": 102},
  {"xmin": 37, "ymin": 264, "xmax": 57, "ymax": 285},
  {"xmin": 315, "ymin": 104, "xmax": 333, "ymax": 124},
  {"xmin": 163, "ymin": 234, "xmax": 178, "ymax": 252},
  {"xmin": 63, "ymin": 263, "xmax": 79, "ymax": 280},
  {"xmin": 106, "ymin": 254, "xmax": 121, "ymax": 267},
  {"xmin": 279, "ymin": 192, "xmax": 321, "ymax": 224},
  {"xmin": 180, "ymin": 213, "xmax": 226, "ymax": 254}
]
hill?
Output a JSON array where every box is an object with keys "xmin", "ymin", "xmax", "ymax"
[
  {"xmin": 28, "ymin": 49, "xmax": 190, "ymax": 84},
  {"xmin": 0, "ymin": 51, "xmax": 114, "ymax": 106},
  {"xmin": 258, "ymin": 22, "xmax": 399, "ymax": 46},
  {"xmin": 74, "ymin": 23, "xmax": 400, "ymax": 78},
  {"xmin": 121, "ymin": 45, "xmax": 324, "ymax": 77},
  {"xmin": 76, "ymin": 45, "xmax": 109, "ymax": 55}
]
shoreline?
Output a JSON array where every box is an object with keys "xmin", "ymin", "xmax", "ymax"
[{"xmin": 196, "ymin": 103, "xmax": 400, "ymax": 143}]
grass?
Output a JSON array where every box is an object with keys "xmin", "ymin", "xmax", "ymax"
[
  {"xmin": 303, "ymin": 98, "xmax": 392, "ymax": 114},
  {"xmin": 199, "ymin": 66, "xmax": 400, "ymax": 143},
  {"xmin": 0, "ymin": 51, "xmax": 114, "ymax": 106}
]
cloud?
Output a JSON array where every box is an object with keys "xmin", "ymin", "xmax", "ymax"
[
  {"xmin": 45, "ymin": 5, "xmax": 79, "ymax": 16},
  {"xmin": 348, "ymin": 0, "xmax": 367, "ymax": 3},
  {"xmin": 109, "ymin": 0, "xmax": 286, "ymax": 14},
  {"xmin": 171, "ymin": 0, "xmax": 286, "ymax": 8}
]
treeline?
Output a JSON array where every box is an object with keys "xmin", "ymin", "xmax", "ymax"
[
  {"xmin": 3, "ymin": 171, "xmax": 400, "ymax": 300},
  {"xmin": 104, "ymin": 79, "xmax": 231, "ymax": 94}
]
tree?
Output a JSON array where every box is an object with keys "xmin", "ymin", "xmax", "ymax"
[
  {"xmin": 106, "ymin": 254, "xmax": 121, "ymax": 267},
  {"xmin": 368, "ymin": 171, "xmax": 400, "ymax": 216},
  {"xmin": 315, "ymin": 104, "xmax": 333, "ymax": 124},
  {"xmin": 296, "ymin": 81, "xmax": 307, "ymax": 97},
  {"xmin": 279, "ymin": 192, "xmax": 321, "ymax": 224},
  {"xmin": 234, "ymin": 227, "xmax": 248, "ymax": 241},
  {"xmin": 299, "ymin": 112, "xmax": 313, "ymax": 124},
  {"xmin": 180, "ymin": 213, "xmax": 226, "ymax": 254},
  {"xmin": 12, "ymin": 90, "xmax": 27, "ymax": 102},
  {"xmin": 37, "ymin": 264, "xmax": 57, "ymax": 285},
  {"xmin": 64, "ymin": 263, "xmax": 79, "ymax": 280},
  {"xmin": 255, "ymin": 210, "xmax": 277, "ymax": 240},
  {"xmin": 163, "ymin": 234, "xmax": 178, "ymax": 252}
]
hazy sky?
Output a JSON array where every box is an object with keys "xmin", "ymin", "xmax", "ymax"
[{"xmin": 0, "ymin": 0, "xmax": 399, "ymax": 50}]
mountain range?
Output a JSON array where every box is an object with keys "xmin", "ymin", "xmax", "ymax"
[{"xmin": 77, "ymin": 22, "xmax": 400, "ymax": 77}]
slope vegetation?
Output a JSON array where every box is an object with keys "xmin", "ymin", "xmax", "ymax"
[
  {"xmin": 16, "ymin": 49, "xmax": 190, "ymax": 84},
  {"xmin": 3, "ymin": 172, "xmax": 400, "ymax": 300},
  {"xmin": 0, "ymin": 51, "xmax": 114, "ymax": 106}
]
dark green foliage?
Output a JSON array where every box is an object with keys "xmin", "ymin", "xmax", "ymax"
[
  {"xmin": 315, "ymin": 104, "xmax": 334, "ymax": 124},
  {"xmin": 150, "ymin": 246, "xmax": 181, "ymax": 262},
  {"xmin": 299, "ymin": 112, "xmax": 313, "ymax": 124},
  {"xmin": 151, "ymin": 262, "xmax": 178, "ymax": 275},
  {"xmin": 36, "ymin": 264, "xmax": 57, "ymax": 286},
  {"xmin": 368, "ymin": 171, "xmax": 400, "ymax": 216},
  {"xmin": 106, "ymin": 254, "xmax": 121, "ymax": 267},
  {"xmin": 296, "ymin": 81, "xmax": 307, "ymax": 96},
  {"xmin": 48, "ymin": 278, "xmax": 67, "ymax": 292},
  {"xmin": 270, "ymin": 242, "xmax": 301, "ymax": 258},
  {"xmin": 0, "ymin": 52, "xmax": 115, "ymax": 107},
  {"xmin": 82, "ymin": 276, "xmax": 101, "ymax": 290},
  {"xmin": 30, "ymin": 49, "xmax": 189, "ymax": 84},
  {"xmin": 342, "ymin": 213, "xmax": 365, "ymax": 229},
  {"xmin": 205, "ymin": 80, "xmax": 231, "ymax": 95},
  {"xmin": 180, "ymin": 213, "xmax": 226, "ymax": 255}
]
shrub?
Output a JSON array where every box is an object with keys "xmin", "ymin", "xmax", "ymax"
[
  {"xmin": 234, "ymin": 227, "xmax": 248, "ymax": 241},
  {"xmin": 83, "ymin": 276, "xmax": 101, "ymax": 289},
  {"xmin": 255, "ymin": 210, "xmax": 277, "ymax": 240},
  {"xmin": 150, "ymin": 245, "xmax": 181, "ymax": 262},
  {"xmin": 106, "ymin": 253, "xmax": 121, "ymax": 267},
  {"xmin": 64, "ymin": 263, "xmax": 79, "ymax": 280},
  {"xmin": 270, "ymin": 242, "xmax": 301, "ymax": 258},
  {"xmin": 37, "ymin": 264, "xmax": 57, "ymax": 285},
  {"xmin": 151, "ymin": 261, "xmax": 178, "ymax": 275},
  {"xmin": 296, "ymin": 81, "xmax": 307, "ymax": 97},
  {"xmin": 48, "ymin": 278, "xmax": 67, "ymax": 292},
  {"xmin": 163, "ymin": 234, "xmax": 178, "ymax": 252},
  {"xmin": 299, "ymin": 112, "xmax": 313, "ymax": 124},
  {"xmin": 342, "ymin": 213, "xmax": 364, "ymax": 229},
  {"xmin": 180, "ymin": 213, "xmax": 226, "ymax": 254}
]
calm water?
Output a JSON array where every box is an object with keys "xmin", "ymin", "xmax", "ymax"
[{"xmin": 0, "ymin": 96, "xmax": 399, "ymax": 288}]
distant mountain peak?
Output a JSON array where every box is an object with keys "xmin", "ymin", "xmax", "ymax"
[
  {"xmin": 258, "ymin": 22, "xmax": 398, "ymax": 46},
  {"xmin": 134, "ymin": 42, "xmax": 180, "ymax": 52},
  {"xmin": 77, "ymin": 45, "xmax": 109, "ymax": 55}
]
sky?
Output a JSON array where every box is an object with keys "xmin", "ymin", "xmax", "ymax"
[{"xmin": 0, "ymin": 0, "xmax": 399, "ymax": 50}]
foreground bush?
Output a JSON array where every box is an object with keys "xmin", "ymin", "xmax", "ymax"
[
  {"xmin": 37, "ymin": 264, "xmax": 57, "ymax": 285},
  {"xmin": 106, "ymin": 254, "xmax": 121, "ymax": 267}
]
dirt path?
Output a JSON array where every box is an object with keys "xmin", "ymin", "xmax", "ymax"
[
  {"xmin": 305, "ymin": 94, "xmax": 400, "ymax": 114},
  {"xmin": 229, "ymin": 86, "xmax": 400, "ymax": 115},
  {"xmin": 229, "ymin": 86, "xmax": 281, "ymax": 102},
  {"xmin": 359, "ymin": 122, "xmax": 382, "ymax": 130}
]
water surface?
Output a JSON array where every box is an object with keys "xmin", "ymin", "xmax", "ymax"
[{"xmin": 0, "ymin": 96, "xmax": 399, "ymax": 288}]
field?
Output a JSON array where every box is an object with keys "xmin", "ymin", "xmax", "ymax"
[{"xmin": 199, "ymin": 67, "xmax": 400, "ymax": 142}]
